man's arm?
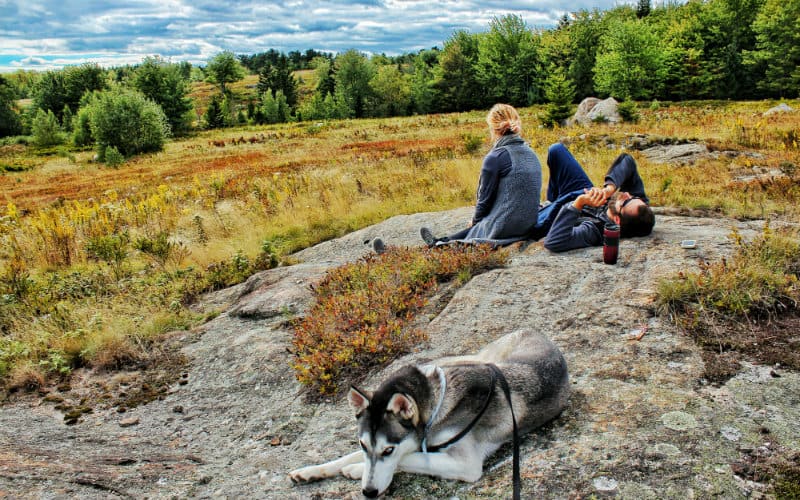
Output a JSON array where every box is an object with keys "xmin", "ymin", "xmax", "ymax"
[
  {"xmin": 543, "ymin": 203, "xmax": 603, "ymax": 252},
  {"xmin": 604, "ymin": 153, "xmax": 648, "ymax": 201}
]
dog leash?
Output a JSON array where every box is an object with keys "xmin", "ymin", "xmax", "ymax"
[
  {"xmin": 424, "ymin": 365, "xmax": 497, "ymax": 453},
  {"xmin": 422, "ymin": 363, "xmax": 520, "ymax": 500},
  {"xmin": 421, "ymin": 366, "xmax": 446, "ymax": 454},
  {"xmin": 489, "ymin": 363, "xmax": 521, "ymax": 500}
]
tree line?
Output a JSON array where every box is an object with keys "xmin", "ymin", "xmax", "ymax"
[{"xmin": 1, "ymin": 0, "xmax": 798, "ymax": 159}]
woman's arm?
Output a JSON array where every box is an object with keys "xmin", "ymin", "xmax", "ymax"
[{"xmin": 472, "ymin": 148, "xmax": 511, "ymax": 224}]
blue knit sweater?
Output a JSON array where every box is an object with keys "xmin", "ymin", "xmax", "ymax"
[{"xmin": 457, "ymin": 133, "xmax": 542, "ymax": 246}]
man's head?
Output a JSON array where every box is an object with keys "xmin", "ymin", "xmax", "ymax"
[{"xmin": 607, "ymin": 192, "xmax": 655, "ymax": 237}]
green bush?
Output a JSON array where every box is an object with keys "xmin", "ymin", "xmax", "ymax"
[
  {"xmin": 461, "ymin": 133, "xmax": 484, "ymax": 154},
  {"xmin": 104, "ymin": 146, "xmax": 125, "ymax": 167},
  {"xmin": 31, "ymin": 108, "xmax": 64, "ymax": 147},
  {"xmin": 71, "ymin": 106, "xmax": 94, "ymax": 147},
  {"xmin": 85, "ymin": 87, "xmax": 170, "ymax": 160},
  {"xmin": 618, "ymin": 100, "xmax": 640, "ymax": 122}
]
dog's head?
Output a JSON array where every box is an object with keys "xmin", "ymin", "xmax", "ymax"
[{"xmin": 348, "ymin": 365, "xmax": 432, "ymax": 498}]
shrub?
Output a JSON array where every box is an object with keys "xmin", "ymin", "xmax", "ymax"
[
  {"xmin": 71, "ymin": 106, "xmax": 94, "ymax": 147},
  {"xmin": 31, "ymin": 108, "xmax": 64, "ymax": 147},
  {"xmin": 291, "ymin": 244, "xmax": 509, "ymax": 396},
  {"xmin": 618, "ymin": 100, "xmax": 640, "ymax": 122},
  {"xmin": 103, "ymin": 146, "xmax": 125, "ymax": 167},
  {"xmin": 657, "ymin": 225, "xmax": 800, "ymax": 319},
  {"xmin": 86, "ymin": 87, "xmax": 170, "ymax": 160},
  {"xmin": 461, "ymin": 133, "xmax": 484, "ymax": 154},
  {"xmin": 85, "ymin": 232, "xmax": 129, "ymax": 279},
  {"xmin": 134, "ymin": 231, "xmax": 187, "ymax": 268}
]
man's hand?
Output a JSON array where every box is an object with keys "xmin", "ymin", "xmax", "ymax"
[{"xmin": 573, "ymin": 187, "xmax": 608, "ymax": 210}]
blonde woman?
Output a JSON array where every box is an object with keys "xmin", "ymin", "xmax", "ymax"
[{"xmin": 418, "ymin": 104, "xmax": 542, "ymax": 248}]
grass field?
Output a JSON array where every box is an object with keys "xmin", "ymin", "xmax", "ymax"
[{"xmin": 1, "ymin": 99, "xmax": 799, "ymax": 392}]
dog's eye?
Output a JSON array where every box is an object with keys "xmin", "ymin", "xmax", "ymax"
[{"xmin": 382, "ymin": 446, "xmax": 395, "ymax": 457}]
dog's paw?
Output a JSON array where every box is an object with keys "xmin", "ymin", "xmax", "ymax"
[
  {"xmin": 289, "ymin": 465, "xmax": 325, "ymax": 484},
  {"xmin": 341, "ymin": 463, "xmax": 364, "ymax": 480}
]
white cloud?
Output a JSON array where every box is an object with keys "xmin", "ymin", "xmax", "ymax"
[{"xmin": 0, "ymin": 0, "xmax": 635, "ymax": 72}]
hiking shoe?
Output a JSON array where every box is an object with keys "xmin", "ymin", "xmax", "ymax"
[
  {"xmin": 373, "ymin": 238, "xmax": 386, "ymax": 255},
  {"xmin": 419, "ymin": 227, "xmax": 437, "ymax": 247}
]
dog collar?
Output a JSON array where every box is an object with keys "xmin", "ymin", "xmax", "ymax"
[{"xmin": 420, "ymin": 366, "xmax": 446, "ymax": 454}]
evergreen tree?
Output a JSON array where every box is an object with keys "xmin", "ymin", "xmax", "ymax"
[
  {"xmin": 257, "ymin": 56, "xmax": 299, "ymax": 107},
  {"xmin": 61, "ymin": 104, "xmax": 74, "ymax": 133},
  {"xmin": 636, "ymin": 0, "xmax": 651, "ymax": 18},
  {"xmin": 542, "ymin": 65, "xmax": 576, "ymax": 127},
  {"xmin": 204, "ymin": 95, "xmax": 225, "ymax": 129},
  {"xmin": 312, "ymin": 56, "xmax": 336, "ymax": 97}
]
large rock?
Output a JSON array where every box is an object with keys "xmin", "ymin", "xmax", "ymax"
[
  {"xmin": 1, "ymin": 208, "xmax": 797, "ymax": 499},
  {"xmin": 570, "ymin": 97, "xmax": 621, "ymax": 125},
  {"xmin": 763, "ymin": 103, "xmax": 793, "ymax": 116}
]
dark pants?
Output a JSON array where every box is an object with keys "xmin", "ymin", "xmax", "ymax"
[{"xmin": 546, "ymin": 143, "xmax": 593, "ymax": 202}]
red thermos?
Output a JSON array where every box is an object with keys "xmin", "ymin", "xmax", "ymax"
[{"xmin": 603, "ymin": 223, "xmax": 620, "ymax": 265}]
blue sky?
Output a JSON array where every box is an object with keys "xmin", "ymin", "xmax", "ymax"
[{"xmin": 0, "ymin": 0, "xmax": 624, "ymax": 72}]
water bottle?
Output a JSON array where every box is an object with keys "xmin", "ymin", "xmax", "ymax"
[{"xmin": 603, "ymin": 223, "xmax": 620, "ymax": 265}]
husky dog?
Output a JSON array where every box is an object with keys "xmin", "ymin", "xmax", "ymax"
[{"xmin": 289, "ymin": 328, "xmax": 570, "ymax": 498}]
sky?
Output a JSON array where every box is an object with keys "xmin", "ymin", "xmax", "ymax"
[{"xmin": 0, "ymin": 0, "xmax": 624, "ymax": 73}]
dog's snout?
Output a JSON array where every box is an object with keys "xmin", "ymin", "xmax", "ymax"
[{"xmin": 362, "ymin": 487, "xmax": 380, "ymax": 498}]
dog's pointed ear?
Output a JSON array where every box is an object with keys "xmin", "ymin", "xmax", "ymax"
[
  {"xmin": 348, "ymin": 386, "xmax": 371, "ymax": 415},
  {"xmin": 387, "ymin": 393, "xmax": 418, "ymax": 424}
]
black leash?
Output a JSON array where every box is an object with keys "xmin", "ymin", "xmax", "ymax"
[
  {"xmin": 423, "ymin": 363, "xmax": 521, "ymax": 500},
  {"xmin": 489, "ymin": 363, "xmax": 521, "ymax": 500},
  {"xmin": 425, "ymin": 366, "xmax": 496, "ymax": 452}
]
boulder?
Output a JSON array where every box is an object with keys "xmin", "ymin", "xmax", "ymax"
[{"xmin": 569, "ymin": 97, "xmax": 621, "ymax": 125}]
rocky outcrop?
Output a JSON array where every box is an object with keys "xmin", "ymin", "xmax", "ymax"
[
  {"xmin": 1, "ymin": 209, "xmax": 797, "ymax": 499},
  {"xmin": 569, "ymin": 97, "xmax": 621, "ymax": 126}
]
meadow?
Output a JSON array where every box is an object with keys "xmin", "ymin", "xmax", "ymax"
[{"xmin": 1, "ymin": 99, "xmax": 799, "ymax": 394}]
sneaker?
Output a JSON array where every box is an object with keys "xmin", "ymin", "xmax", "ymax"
[
  {"xmin": 372, "ymin": 238, "xmax": 386, "ymax": 255},
  {"xmin": 419, "ymin": 227, "xmax": 437, "ymax": 247}
]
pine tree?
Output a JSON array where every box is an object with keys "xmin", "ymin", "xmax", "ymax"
[
  {"xmin": 204, "ymin": 95, "xmax": 225, "ymax": 129},
  {"xmin": 636, "ymin": 0, "xmax": 651, "ymax": 18},
  {"xmin": 542, "ymin": 66, "xmax": 576, "ymax": 127}
]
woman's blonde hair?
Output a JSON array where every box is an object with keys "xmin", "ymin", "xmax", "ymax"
[{"xmin": 486, "ymin": 103, "xmax": 522, "ymax": 139}]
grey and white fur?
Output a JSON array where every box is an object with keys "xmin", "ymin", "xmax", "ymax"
[{"xmin": 289, "ymin": 328, "xmax": 570, "ymax": 498}]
